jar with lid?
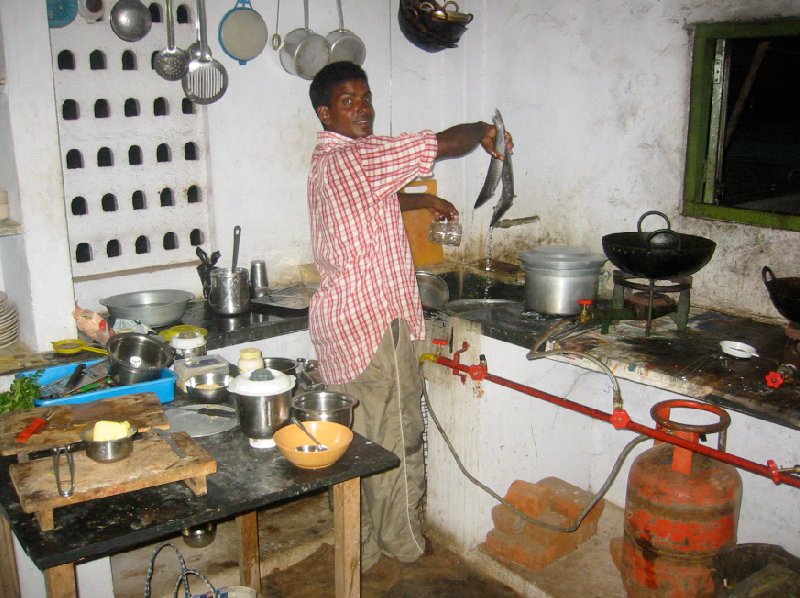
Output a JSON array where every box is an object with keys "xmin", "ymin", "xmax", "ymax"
[
  {"xmin": 170, "ymin": 330, "xmax": 207, "ymax": 360},
  {"xmin": 238, "ymin": 347, "xmax": 264, "ymax": 375}
]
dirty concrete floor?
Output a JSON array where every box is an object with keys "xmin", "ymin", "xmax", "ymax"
[{"xmin": 111, "ymin": 490, "xmax": 625, "ymax": 597}]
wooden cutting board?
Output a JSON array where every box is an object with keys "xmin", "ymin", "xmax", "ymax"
[
  {"xmin": 0, "ymin": 393, "xmax": 170, "ymax": 457},
  {"xmin": 401, "ymin": 179, "xmax": 445, "ymax": 267},
  {"xmin": 9, "ymin": 431, "xmax": 216, "ymax": 531}
]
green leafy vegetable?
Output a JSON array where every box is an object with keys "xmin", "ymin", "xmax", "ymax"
[{"xmin": 0, "ymin": 377, "xmax": 41, "ymax": 415}]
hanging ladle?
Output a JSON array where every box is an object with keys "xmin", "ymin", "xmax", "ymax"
[
  {"xmin": 291, "ymin": 416, "xmax": 328, "ymax": 452},
  {"xmin": 110, "ymin": 0, "xmax": 152, "ymax": 42}
]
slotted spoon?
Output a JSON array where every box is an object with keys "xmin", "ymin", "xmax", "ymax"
[
  {"xmin": 154, "ymin": 0, "xmax": 189, "ymax": 81},
  {"xmin": 182, "ymin": 0, "xmax": 228, "ymax": 105}
]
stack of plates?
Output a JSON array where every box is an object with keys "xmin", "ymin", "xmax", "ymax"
[{"xmin": 0, "ymin": 292, "xmax": 19, "ymax": 349}]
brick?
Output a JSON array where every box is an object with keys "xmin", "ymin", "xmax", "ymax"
[
  {"xmin": 485, "ymin": 528, "xmax": 573, "ymax": 572},
  {"xmin": 503, "ymin": 479, "xmax": 549, "ymax": 518},
  {"xmin": 492, "ymin": 504, "xmax": 527, "ymax": 535},
  {"xmin": 522, "ymin": 509, "xmax": 579, "ymax": 554},
  {"xmin": 537, "ymin": 476, "xmax": 605, "ymax": 523}
]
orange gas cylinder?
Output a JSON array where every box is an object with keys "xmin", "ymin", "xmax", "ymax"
[{"xmin": 619, "ymin": 399, "xmax": 743, "ymax": 597}]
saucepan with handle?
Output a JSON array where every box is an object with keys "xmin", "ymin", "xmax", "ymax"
[
  {"xmin": 326, "ymin": 0, "xmax": 366, "ymax": 65},
  {"xmin": 280, "ymin": 0, "xmax": 330, "ymax": 80}
]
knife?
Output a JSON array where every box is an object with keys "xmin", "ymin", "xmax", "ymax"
[
  {"xmin": 17, "ymin": 409, "xmax": 56, "ymax": 444},
  {"xmin": 154, "ymin": 428, "xmax": 187, "ymax": 458},
  {"xmin": 195, "ymin": 407, "xmax": 236, "ymax": 419}
]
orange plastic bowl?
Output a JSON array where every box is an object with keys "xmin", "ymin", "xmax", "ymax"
[{"xmin": 273, "ymin": 421, "xmax": 353, "ymax": 469}]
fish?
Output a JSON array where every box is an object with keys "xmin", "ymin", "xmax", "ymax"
[
  {"xmin": 490, "ymin": 146, "xmax": 515, "ymax": 227},
  {"xmin": 474, "ymin": 109, "xmax": 506, "ymax": 209}
]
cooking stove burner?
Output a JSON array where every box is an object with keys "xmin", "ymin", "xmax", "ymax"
[{"xmin": 612, "ymin": 270, "xmax": 692, "ymax": 337}]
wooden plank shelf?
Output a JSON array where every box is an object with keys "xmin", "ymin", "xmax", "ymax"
[{"xmin": 9, "ymin": 431, "xmax": 216, "ymax": 531}]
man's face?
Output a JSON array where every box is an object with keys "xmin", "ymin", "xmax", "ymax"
[{"xmin": 316, "ymin": 79, "xmax": 374, "ymax": 139}]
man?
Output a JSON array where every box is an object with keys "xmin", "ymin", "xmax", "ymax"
[{"xmin": 307, "ymin": 61, "xmax": 511, "ymax": 570}]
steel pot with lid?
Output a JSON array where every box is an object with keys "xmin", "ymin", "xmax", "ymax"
[
  {"xmin": 229, "ymin": 367, "xmax": 296, "ymax": 448},
  {"xmin": 519, "ymin": 245, "xmax": 607, "ymax": 316}
]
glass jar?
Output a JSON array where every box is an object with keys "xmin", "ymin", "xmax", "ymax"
[
  {"xmin": 428, "ymin": 218, "xmax": 462, "ymax": 246},
  {"xmin": 238, "ymin": 347, "xmax": 264, "ymax": 375}
]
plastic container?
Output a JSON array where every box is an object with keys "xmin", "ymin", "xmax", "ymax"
[
  {"xmin": 170, "ymin": 330, "xmax": 207, "ymax": 360},
  {"xmin": 238, "ymin": 348, "xmax": 264, "ymax": 375},
  {"xmin": 22, "ymin": 359, "xmax": 176, "ymax": 407}
]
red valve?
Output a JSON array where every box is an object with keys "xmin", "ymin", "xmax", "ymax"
[
  {"xmin": 766, "ymin": 371, "xmax": 785, "ymax": 388},
  {"xmin": 432, "ymin": 339, "xmax": 448, "ymax": 346},
  {"xmin": 768, "ymin": 459, "xmax": 781, "ymax": 484},
  {"xmin": 578, "ymin": 299, "xmax": 593, "ymax": 306},
  {"xmin": 610, "ymin": 408, "xmax": 631, "ymax": 429}
]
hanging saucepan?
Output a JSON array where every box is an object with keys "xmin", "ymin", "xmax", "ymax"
[
  {"xmin": 762, "ymin": 266, "xmax": 800, "ymax": 323},
  {"xmin": 601, "ymin": 210, "xmax": 716, "ymax": 280},
  {"xmin": 326, "ymin": 0, "xmax": 366, "ymax": 65},
  {"xmin": 279, "ymin": 0, "xmax": 330, "ymax": 80},
  {"xmin": 218, "ymin": 0, "xmax": 269, "ymax": 65}
]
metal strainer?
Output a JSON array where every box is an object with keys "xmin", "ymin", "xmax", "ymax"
[
  {"xmin": 182, "ymin": 0, "xmax": 228, "ymax": 105},
  {"xmin": 154, "ymin": 0, "xmax": 189, "ymax": 81}
]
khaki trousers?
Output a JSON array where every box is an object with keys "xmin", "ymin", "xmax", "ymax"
[{"xmin": 328, "ymin": 319, "xmax": 426, "ymax": 569}]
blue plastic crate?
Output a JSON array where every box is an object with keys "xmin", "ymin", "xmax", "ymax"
[{"xmin": 20, "ymin": 359, "xmax": 176, "ymax": 407}]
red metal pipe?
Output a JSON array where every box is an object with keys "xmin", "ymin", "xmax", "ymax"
[{"xmin": 427, "ymin": 353, "xmax": 800, "ymax": 489}]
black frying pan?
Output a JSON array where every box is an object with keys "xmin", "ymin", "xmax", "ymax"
[
  {"xmin": 763, "ymin": 266, "xmax": 800, "ymax": 323},
  {"xmin": 602, "ymin": 211, "xmax": 716, "ymax": 280}
]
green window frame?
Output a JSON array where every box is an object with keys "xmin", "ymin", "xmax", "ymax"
[{"xmin": 683, "ymin": 19, "xmax": 800, "ymax": 231}]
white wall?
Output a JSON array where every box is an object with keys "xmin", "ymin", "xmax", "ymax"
[{"xmin": 3, "ymin": 1, "xmax": 800, "ymax": 350}]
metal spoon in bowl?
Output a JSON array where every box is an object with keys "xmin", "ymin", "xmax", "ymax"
[
  {"xmin": 291, "ymin": 416, "xmax": 328, "ymax": 452},
  {"xmin": 154, "ymin": 0, "xmax": 189, "ymax": 81}
]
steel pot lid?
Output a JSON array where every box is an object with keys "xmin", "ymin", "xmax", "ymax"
[
  {"xmin": 229, "ymin": 367, "xmax": 295, "ymax": 395},
  {"xmin": 520, "ymin": 246, "xmax": 607, "ymax": 270}
]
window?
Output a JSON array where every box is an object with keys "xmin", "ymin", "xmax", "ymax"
[{"xmin": 684, "ymin": 20, "xmax": 800, "ymax": 231}]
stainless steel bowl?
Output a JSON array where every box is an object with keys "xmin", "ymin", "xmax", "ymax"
[
  {"xmin": 100, "ymin": 289, "xmax": 194, "ymax": 327},
  {"xmin": 181, "ymin": 521, "xmax": 217, "ymax": 548},
  {"xmin": 107, "ymin": 333, "xmax": 174, "ymax": 385},
  {"xmin": 291, "ymin": 390, "xmax": 359, "ymax": 428},
  {"xmin": 263, "ymin": 357, "xmax": 299, "ymax": 375},
  {"xmin": 185, "ymin": 372, "xmax": 233, "ymax": 403},
  {"xmin": 80, "ymin": 425, "xmax": 138, "ymax": 463}
]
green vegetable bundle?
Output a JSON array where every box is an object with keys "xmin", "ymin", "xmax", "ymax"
[{"xmin": 0, "ymin": 377, "xmax": 41, "ymax": 415}]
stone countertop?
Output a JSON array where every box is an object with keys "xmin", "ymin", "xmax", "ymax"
[
  {"xmin": 435, "ymin": 301, "xmax": 800, "ymax": 431},
  {"xmin": 179, "ymin": 299, "xmax": 309, "ymax": 351}
]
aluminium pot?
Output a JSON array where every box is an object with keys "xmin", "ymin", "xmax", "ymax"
[
  {"xmin": 107, "ymin": 332, "xmax": 173, "ymax": 385},
  {"xmin": 762, "ymin": 266, "xmax": 800, "ymax": 323},
  {"xmin": 523, "ymin": 266, "xmax": 603, "ymax": 316},
  {"xmin": 209, "ymin": 267, "xmax": 250, "ymax": 315},
  {"xmin": 279, "ymin": 0, "xmax": 329, "ymax": 80},
  {"xmin": 229, "ymin": 368, "xmax": 296, "ymax": 445},
  {"xmin": 601, "ymin": 211, "xmax": 716, "ymax": 280},
  {"xmin": 291, "ymin": 390, "xmax": 358, "ymax": 428}
]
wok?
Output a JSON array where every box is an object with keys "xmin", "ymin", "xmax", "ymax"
[
  {"xmin": 602, "ymin": 211, "xmax": 716, "ymax": 280},
  {"xmin": 762, "ymin": 266, "xmax": 800, "ymax": 323}
]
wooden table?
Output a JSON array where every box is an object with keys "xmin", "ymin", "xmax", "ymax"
[{"xmin": 0, "ymin": 428, "xmax": 399, "ymax": 598}]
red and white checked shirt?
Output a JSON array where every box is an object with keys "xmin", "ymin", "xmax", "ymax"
[{"xmin": 307, "ymin": 130, "xmax": 438, "ymax": 384}]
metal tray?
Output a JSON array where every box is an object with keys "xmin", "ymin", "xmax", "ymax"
[{"xmin": 251, "ymin": 284, "xmax": 317, "ymax": 310}]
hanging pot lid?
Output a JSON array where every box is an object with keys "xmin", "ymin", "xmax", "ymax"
[
  {"xmin": 229, "ymin": 367, "xmax": 295, "ymax": 396},
  {"xmin": 218, "ymin": 0, "xmax": 269, "ymax": 65}
]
